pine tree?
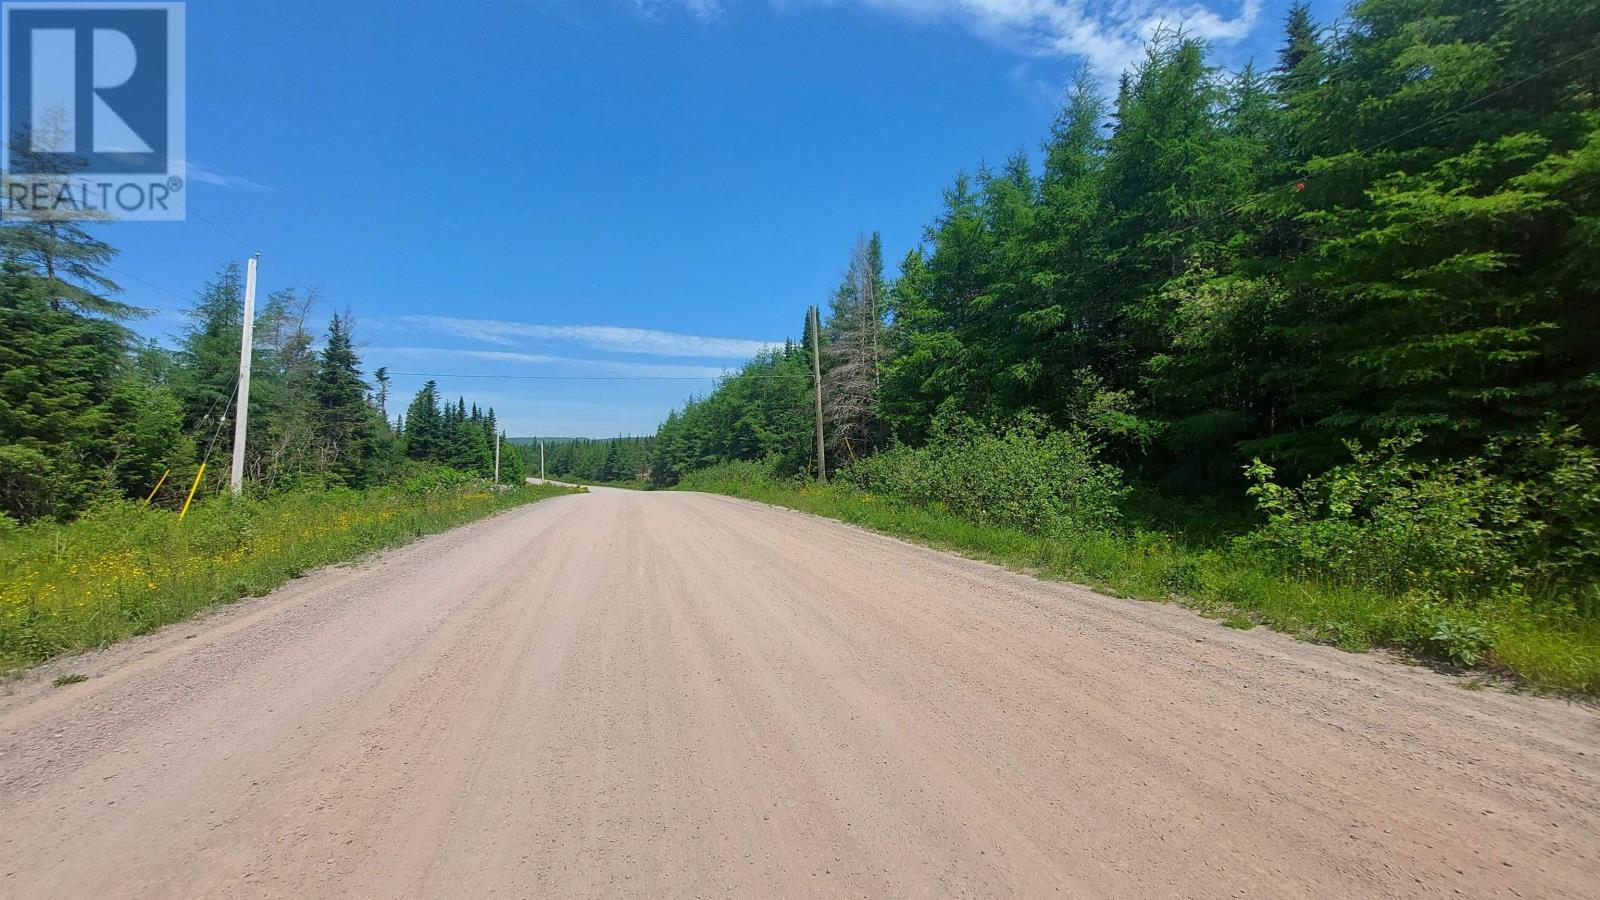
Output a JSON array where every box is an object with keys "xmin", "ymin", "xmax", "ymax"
[
  {"xmin": 403, "ymin": 381, "xmax": 445, "ymax": 462},
  {"xmin": 0, "ymin": 260, "xmax": 183, "ymax": 519},
  {"xmin": 313, "ymin": 313, "xmax": 374, "ymax": 483},
  {"xmin": 373, "ymin": 367, "xmax": 391, "ymax": 419},
  {"xmin": 1245, "ymin": 0, "xmax": 1600, "ymax": 468},
  {"xmin": 0, "ymin": 127, "xmax": 141, "ymax": 321},
  {"xmin": 599, "ymin": 440, "xmax": 624, "ymax": 482},
  {"xmin": 172, "ymin": 263, "xmax": 244, "ymax": 430},
  {"xmin": 496, "ymin": 433, "xmax": 525, "ymax": 482},
  {"xmin": 451, "ymin": 419, "xmax": 493, "ymax": 475}
]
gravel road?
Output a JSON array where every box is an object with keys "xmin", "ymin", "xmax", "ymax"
[{"xmin": 2, "ymin": 487, "xmax": 1597, "ymax": 897}]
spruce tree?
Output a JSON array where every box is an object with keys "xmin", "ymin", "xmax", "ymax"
[
  {"xmin": 0, "ymin": 260, "xmax": 182, "ymax": 518},
  {"xmin": 173, "ymin": 263, "xmax": 244, "ymax": 430},
  {"xmin": 403, "ymin": 381, "xmax": 445, "ymax": 462},
  {"xmin": 313, "ymin": 313, "xmax": 374, "ymax": 483},
  {"xmin": 0, "ymin": 130, "xmax": 141, "ymax": 321}
]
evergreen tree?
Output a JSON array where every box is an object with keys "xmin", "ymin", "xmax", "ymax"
[
  {"xmin": 172, "ymin": 263, "xmax": 244, "ymax": 431},
  {"xmin": 1259, "ymin": 0, "xmax": 1600, "ymax": 467},
  {"xmin": 0, "ymin": 260, "xmax": 183, "ymax": 519},
  {"xmin": 403, "ymin": 381, "xmax": 445, "ymax": 462},
  {"xmin": 373, "ymin": 367, "xmax": 391, "ymax": 420},
  {"xmin": 496, "ymin": 433, "xmax": 525, "ymax": 482},
  {"xmin": 249, "ymin": 288, "xmax": 320, "ymax": 485},
  {"xmin": 0, "ymin": 128, "xmax": 141, "ymax": 321},
  {"xmin": 313, "ymin": 313, "xmax": 375, "ymax": 483}
]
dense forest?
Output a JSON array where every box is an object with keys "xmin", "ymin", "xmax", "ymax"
[
  {"xmin": 655, "ymin": 0, "xmax": 1600, "ymax": 609},
  {"xmin": 518, "ymin": 436, "xmax": 653, "ymax": 484},
  {"xmin": 0, "ymin": 247, "xmax": 521, "ymax": 523}
]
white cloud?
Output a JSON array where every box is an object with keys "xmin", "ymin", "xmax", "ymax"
[
  {"xmin": 182, "ymin": 159, "xmax": 273, "ymax": 192},
  {"xmin": 633, "ymin": 0, "xmax": 725, "ymax": 20},
  {"xmin": 373, "ymin": 346, "xmax": 739, "ymax": 380},
  {"xmin": 850, "ymin": 0, "xmax": 1263, "ymax": 73},
  {"xmin": 393, "ymin": 315, "xmax": 781, "ymax": 359},
  {"xmin": 656, "ymin": 0, "xmax": 1261, "ymax": 76}
]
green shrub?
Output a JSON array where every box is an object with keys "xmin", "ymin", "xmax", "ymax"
[
  {"xmin": 1381, "ymin": 595, "xmax": 1493, "ymax": 667},
  {"xmin": 676, "ymin": 454, "xmax": 1600, "ymax": 693},
  {"xmin": 844, "ymin": 416, "xmax": 1127, "ymax": 535},
  {"xmin": 1238, "ymin": 435, "xmax": 1533, "ymax": 598},
  {"xmin": 677, "ymin": 458, "xmax": 787, "ymax": 493},
  {"xmin": 1238, "ymin": 429, "xmax": 1600, "ymax": 619},
  {"xmin": 398, "ymin": 463, "xmax": 477, "ymax": 495},
  {"xmin": 1490, "ymin": 427, "xmax": 1600, "ymax": 605}
]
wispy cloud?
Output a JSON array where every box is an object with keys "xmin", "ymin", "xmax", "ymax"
[
  {"xmin": 392, "ymin": 315, "xmax": 781, "ymax": 359},
  {"xmin": 650, "ymin": 1, "xmax": 1262, "ymax": 75},
  {"xmin": 182, "ymin": 159, "xmax": 273, "ymax": 193},
  {"xmin": 633, "ymin": 0, "xmax": 725, "ymax": 21},
  {"xmin": 845, "ymin": 1, "xmax": 1264, "ymax": 74},
  {"xmin": 373, "ymin": 346, "xmax": 738, "ymax": 380}
]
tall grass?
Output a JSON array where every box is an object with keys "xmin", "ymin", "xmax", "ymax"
[
  {"xmin": 0, "ymin": 475, "xmax": 576, "ymax": 670},
  {"xmin": 678, "ymin": 461, "xmax": 1600, "ymax": 695}
]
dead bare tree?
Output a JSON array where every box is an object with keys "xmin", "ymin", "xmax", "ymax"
[{"xmin": 822, "ymin": 233, "xmax": 889, "ymax": 460}]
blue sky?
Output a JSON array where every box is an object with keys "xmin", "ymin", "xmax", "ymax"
[{"xmin": 111, "ymin": 0, "xmax": 1345, "ymax": 437}]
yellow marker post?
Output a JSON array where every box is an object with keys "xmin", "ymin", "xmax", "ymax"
[
  {"xmin": 179, "ymin": 462, "xmax": 206, "ymax": 521},
  {"xmin": 144, "ymin": 468, "xmax": 171, "ymax": 505}
]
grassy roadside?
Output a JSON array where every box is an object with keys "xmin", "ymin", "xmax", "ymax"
[
  {"xmin": 0, "ymin": 478, "xmax": 578, "ymax": 672},
  {"xmin": 679, "ymin": 468, "xmax": 1600, "ymax": 696}
]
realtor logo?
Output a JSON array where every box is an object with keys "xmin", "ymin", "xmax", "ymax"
[{"xmin": 2, "ymin": 2, "xmax": 185, "ymax": 220}]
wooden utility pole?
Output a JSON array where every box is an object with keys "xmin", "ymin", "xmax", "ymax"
[
  {"xmin": 229, "ymin": 254, "xmax": 260, "ymax": 494},
  {"xmin": 540, "ymin": 440, "xmax": 546, "ymax": 481},
  {"xmin": 493, "ymin": 433, "xmax": 501, "ymax": 485},
  {"xmin": 810, "ymin": 304, "xmax": 826, "ymax": 482}
]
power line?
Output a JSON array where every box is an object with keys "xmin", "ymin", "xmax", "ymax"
[
  {"xmin": 198, "ymin": 374, "xmax": 242, "ymax": 465},
  {"xmin": 188, "ymin": 209, "xmax": 317, "ymax": 292},
  {"xmin": 256, "ymin": 253, "xmax": 315, "ymax": 294},
  {"xmin": 105, "ymin": 264, "xmax": 190, "ymax": 303},
  {"xmin": 187, "ymin": 209, "xmax": 253, "ymax": 253}
]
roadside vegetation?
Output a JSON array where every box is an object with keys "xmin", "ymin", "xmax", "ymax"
[
  {"xmin": 2, "ymin": 149, "xmax": 542, "ymax": 671},
  {"xmin": 0, "ymin": 472, "xmax": 574, "ymax": 671},
  {"xmin": 679, "ymin": 452, "xmax": 1599, "ymax": 694},
  {"xmin": 656, "ymin": 0, "xmax": 1600, "ymax": 694}
]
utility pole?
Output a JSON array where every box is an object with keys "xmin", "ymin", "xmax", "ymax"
[
  {"xmin": 810, "ymin": 304, "xmax": 826, "ymax": 482},
  {"xmin": 493, "ymin": 433, "xmax": 501, "ymax": 485},
  {"xmin": 540, "ymin": 440, "xmax": 546, "ymax": 480},
  {"xmin": 229, "ymin": 254, "xmax": 260, "ymax": 495}
]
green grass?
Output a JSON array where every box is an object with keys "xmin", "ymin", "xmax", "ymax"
[
  {"xmin": 678, "ymin": 466, "xmax": 1600, "ymax": 696},
  {"xmin": 0, "ymin": 479, "xmax": 577, "ymax": 672}
]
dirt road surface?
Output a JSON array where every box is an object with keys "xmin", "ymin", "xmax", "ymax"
[{"xmin": 3, "ymin": 488, "xmax": 1597, "ymax": 898}]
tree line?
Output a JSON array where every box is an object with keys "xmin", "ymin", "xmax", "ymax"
[
  {"xmin": 651, "ymin": 0, "xmax": 1598, "ymax": 585},
  {"xmin": 0, "ymin": 229, "xmax": 520, "ymax": 523},
  {"xmin": 520, "ymin": 436, "xmax": 652, "ymax": 483}
]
